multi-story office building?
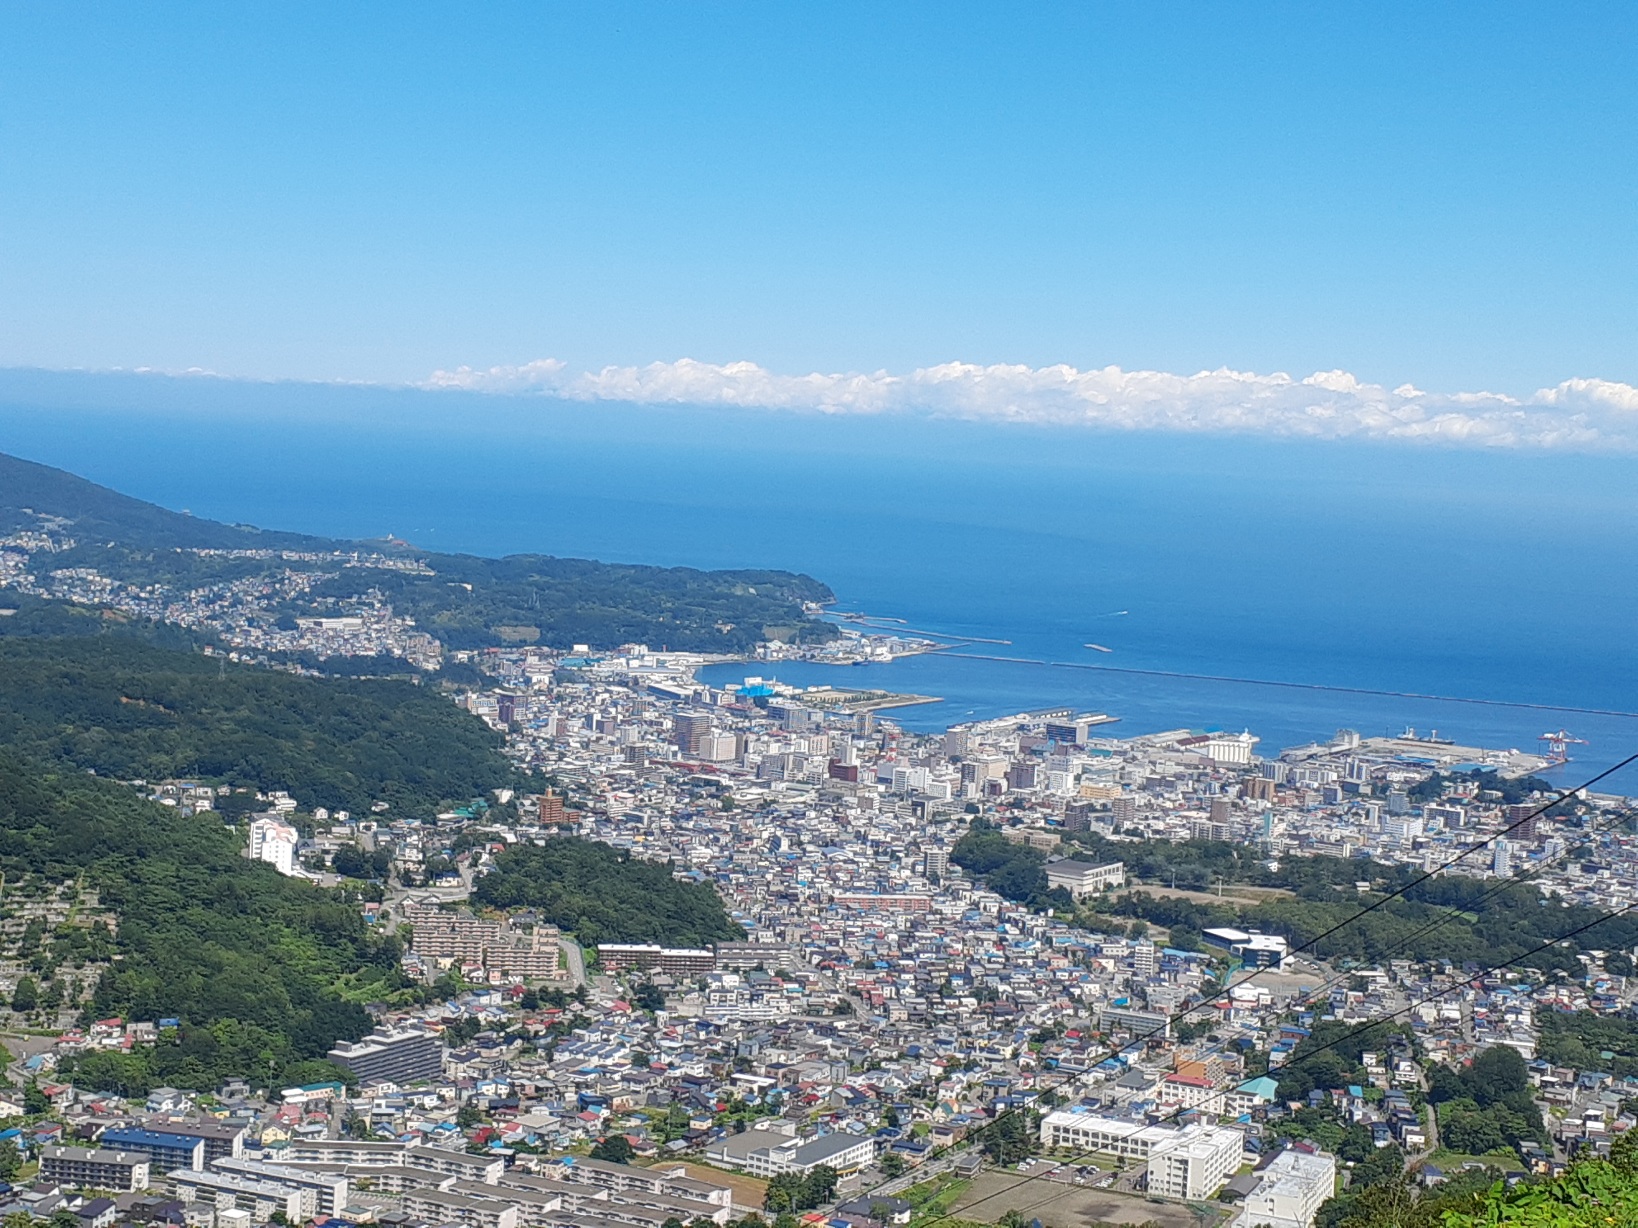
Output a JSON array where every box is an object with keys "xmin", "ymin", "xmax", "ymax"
[{"xmin": 672, "ymin": 713, "xmax": 712, "ymax": 757}]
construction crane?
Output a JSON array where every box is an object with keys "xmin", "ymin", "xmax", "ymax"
[{"xmin": 1539, "ymin": 730, "xmax": 1587, "ymax": 767}]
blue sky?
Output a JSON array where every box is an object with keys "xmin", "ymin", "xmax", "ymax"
[{"xmin": 2, "ymin": 3, "xmax": 1635, "ymax": 400}]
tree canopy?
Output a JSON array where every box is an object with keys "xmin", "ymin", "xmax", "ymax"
[{"xmin": 472, "ymin": 838, "xmax": 742, "ymax": 947}]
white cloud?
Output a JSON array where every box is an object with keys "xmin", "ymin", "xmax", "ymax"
[{"xmin": 424, "ymin": 358, "xmax": 1638, "ymax": 450}]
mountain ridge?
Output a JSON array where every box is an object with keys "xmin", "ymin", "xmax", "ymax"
[{"xmin": 0, "ymin": 449, "xmax": 838, "ymax": 653}]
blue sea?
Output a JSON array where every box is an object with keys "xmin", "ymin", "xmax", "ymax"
[{"xmin": 3, "ymin": 369, "xmax": 1637, "ymax": 788}]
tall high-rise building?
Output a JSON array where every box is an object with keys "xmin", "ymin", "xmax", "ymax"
[
  {"xmin": 248, "ymin": 816, "xmax": 299, "ymax": 876},
  {"xmin": 672, "ymin": 712, "xmax": 712, "ymax": 756},
  {"xmin": 1506, "ymin": 802, "xmax": 1541, "ymax": 841},
  {"xmin": 538, "ymin": 791, "xmax": 568, "ymax": 824}
]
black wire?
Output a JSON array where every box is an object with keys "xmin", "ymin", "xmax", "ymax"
[
  {"xmin": 847, "ymin": 750, "xmax": 1638, "ymax": 1213},
  {"xmin": 911, "ymin": 889, "xmax": 1638, "ymax": 1228}
]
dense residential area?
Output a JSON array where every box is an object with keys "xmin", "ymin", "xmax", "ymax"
[{"xmin": 0, "ymin": 463, "xmax": 1635, "ymax": 1228}]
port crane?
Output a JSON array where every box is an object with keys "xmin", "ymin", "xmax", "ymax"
[{"xmin": 1538, "ymin": 729, "xmax": 1587, "ymax": 766}]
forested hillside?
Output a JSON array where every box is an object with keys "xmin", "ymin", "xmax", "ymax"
[
  {"xmin": 0, "ymin": 750, "xmax": 391, "ymax": 1090},
  {"xmin": 0, "ymin": 449, "xmax": 837, "ymax": 652},
  {"xmin": 0, "ymin": 636, "xmax": 510, "ymax": 818},
  {"xmin": 472, "ymin": 838, "xmax": 744, "ymax": 947}
]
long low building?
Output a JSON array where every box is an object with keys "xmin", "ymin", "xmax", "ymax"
[
  {"xmin": 704, "ymin": 1125, "xmax": 875, "ymax": 1178},
  {"xmin": 98, "ymin": 1128, "xmax": 204, "ymax": 1173},
  {"xmin": 41, "ymin": 1147, "xmax": 150, "ymax": 1192},
  {"xmin": 404, "ymin": 1187, "xmax": 519, "ymax": 1228},
  {"xmin": 1044, "ymin": 859, "xmax": 1126, "ymax": 897},
  {"xmin": 210, "ymin": 1157, "xmax": 351, "ymax": 1215},
  {"xmin": 283, "ymin": 1138, "xmax": 503, "ymax": 1183},
  {"xmin": 549, "ymin": 1159, "xmax": 731, "ymax": 1207},
  {"xmin": 1038, "ymin": 1111, "xmax": 1187, "ymax": 1161},
  {"xmin": 170, "ymin": 1168, "xmax": 306, "ymax": 1222}
]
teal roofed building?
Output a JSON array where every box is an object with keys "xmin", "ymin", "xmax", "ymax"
[{"xmin": 1238, "ymin": 1075, "xmax": 1279, "ymax": 1102}]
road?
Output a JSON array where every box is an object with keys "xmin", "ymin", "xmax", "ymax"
[{"xmin": 559, "ymin": 935, "xmax": 588, "ymax": 988}]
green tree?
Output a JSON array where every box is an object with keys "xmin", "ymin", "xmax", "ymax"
[
  {"xmin": 631, "ymin": 982, "xmax": 666, "ymax": 1012},
  {"xmin": 981, "ymin": 1109, "xmax": 1040, "ymax": 1167},
  {"xmin": 10, "ymin": 977, "xmax": 37, "ymax": 1013},
  {"xmin": 800, "ymin": 1165, "xmax": 838, "ymax": 1207},
  {"xmin": 589, "ymin": 1134, "xmax": 634, "ymax": 1164},
  {"xmin": 879, "ymin": 1152, "xmax": 906, "ymax": 1178}
]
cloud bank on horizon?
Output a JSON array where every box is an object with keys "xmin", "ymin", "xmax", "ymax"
[{"xmin": 425, "ymin": 357, "xmax": 1638, "ymax": 451}]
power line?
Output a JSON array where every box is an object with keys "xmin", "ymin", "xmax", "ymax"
[
  {"xmin": 1007, "ymin": 753, "xmax": 1627, "ymax": 1105},
  {"xmin": 846, "ymin": 749, "xmax": 1636, "ymax": 1211},
  {"xmin": 916, "ymin": 890, "xmax": 1638, "ymax": 1228}
]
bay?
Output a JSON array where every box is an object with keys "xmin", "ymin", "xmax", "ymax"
[{"xmin": 2, "ymin": 372, "xmax": 1635, "ymax": 787}]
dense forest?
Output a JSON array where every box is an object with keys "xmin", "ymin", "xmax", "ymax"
[
  {"xmin": 1537, "ymin": 1010, "xmax": 1638, "ymax": 1081},
  {"xmin": 472, "ymin": 838, "xmax": 743, "ymax": 947},
  {"xmin": 1, "ymin": 449, "xmax": 837, "ymax": 652},
  {"xmin": 0, "ymin": 750, "xmax": 392, "ymax": 1090},
  {"xmin": 0, "ymin": 635, "xmax": 511, "ymax": 818}
]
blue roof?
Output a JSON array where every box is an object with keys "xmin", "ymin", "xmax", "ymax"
[{"xmin": 101, "ymin": 1127, "xmax": 201, "ymax": 1151}]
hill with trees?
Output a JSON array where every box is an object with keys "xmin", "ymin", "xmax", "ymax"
[
  {"xmin": 952, "ymin": 821, "xmax": 1638, "ymax": 972},
  {"xmin": 0, "ymin": 449, "xmax": 837, "ymax": 653},
  {"xmin": 0, "ymin": 635, "xmax": 512, "ymax": 818},
  {"xmin": 0, "ymin": 749, "xmax": 394, "ymax": 1092},
  {"xmin": 472, "ymin": 837, "xmax": 743, "ymax": 947}
]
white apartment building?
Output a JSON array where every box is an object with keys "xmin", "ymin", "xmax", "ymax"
[
  {"xmin": 247, "ymin": 816, "xmax": 299, "ymax": 876},
  {"xmin": 706, "ymin": 1123, "xmax": 875, "ymax": 1177},
  {"xmin": 1038, "ymin": 1112, "xmax": 1187, "ymax": 1162},
  {"xmin": 1231, "ymin": 1148, "xmax": 1337, "ymax": 1228},
  {"xmin": 1145, "ymin": 1125, "xmax": 1243, "ymax": 1200}
]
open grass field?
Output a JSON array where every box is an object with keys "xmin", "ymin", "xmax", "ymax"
[
  {"xmin": 644, "ymin": 1159, "xmax": 770, "ymax": 1210},
  {"xmin": 950, "ymin": 1170, "xmax": 1223, "ymax": 1228}
]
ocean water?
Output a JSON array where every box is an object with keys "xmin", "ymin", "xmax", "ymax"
[{"xmin": 3, "ymin": 371, "xmax": 1637, "ymax": 788}]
